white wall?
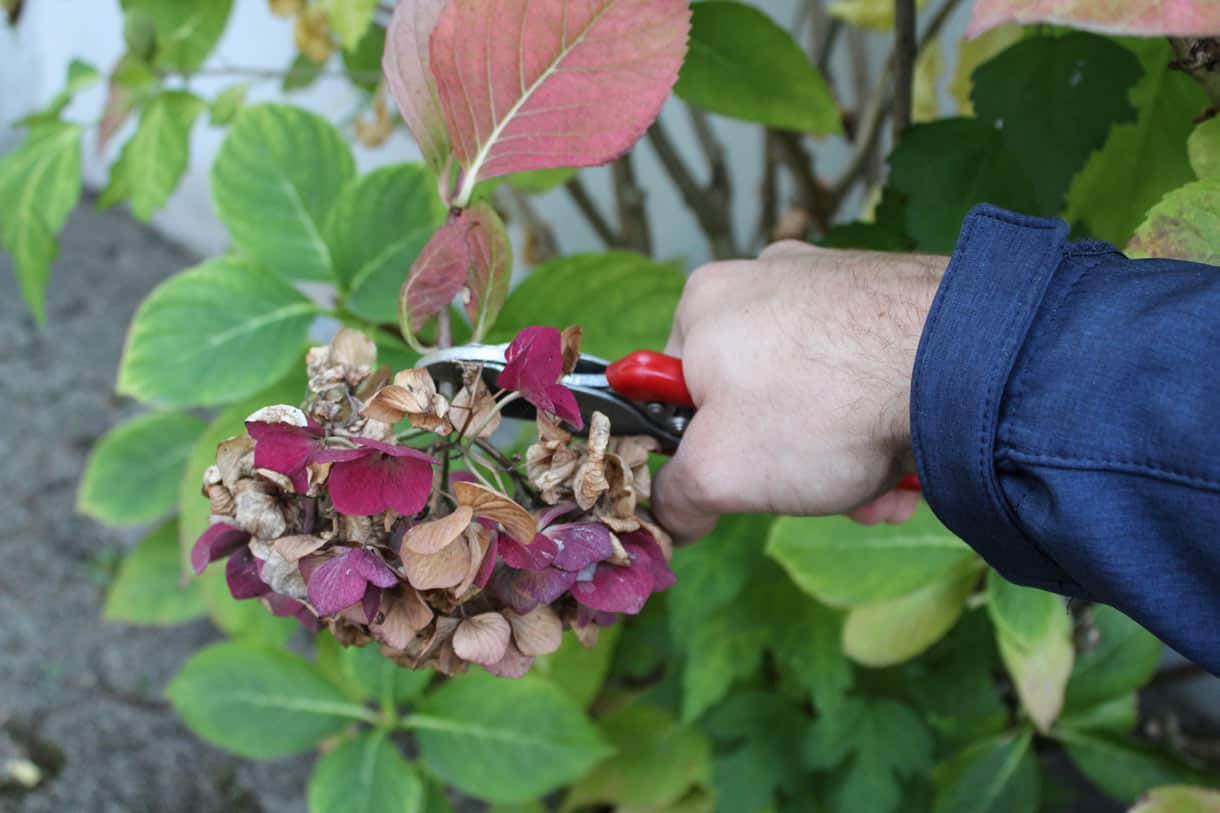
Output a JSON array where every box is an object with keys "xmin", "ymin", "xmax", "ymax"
[{"xmin": 0, "ymin": 0, "xmax": 967, "ymax": 267}]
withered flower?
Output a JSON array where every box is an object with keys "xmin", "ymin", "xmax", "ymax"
[
  {"xmin": 496, "ymin": 326, "xmax": 583, "ymax": 429},
  {"xmin": 316, "ymin": 437, "xmax": 437, "ymax": 517},
  {"xmin": 361, "ymin": 368, "xmax": 451, "ymax": 433}
]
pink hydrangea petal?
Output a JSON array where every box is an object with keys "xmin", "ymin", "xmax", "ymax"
[
  {"xmin": 498, "ymin": 326, "xmax": 563, "ymax": 393},
  {"xmin": 379, "ymin": 455, "xmax": 435, "ymax": 517},
  {"xmin": 543, "ymin": 384, "xmax": 583, "ymax": 430},
  {"xmin": 623, "ymin": 533, "xmax": 677, "ymax": 592},
  {"xmin": 266, "ymin": 594, "xmax": 320, "ymax": 631},
  {"xmin": 245, "ymin": 421, "xmax": 323, "ymax": 493},
  {"xmin": 190, "ymin": 522, "xmax": 251, "ymax": 575},
  {"xmin": 314, "ymin": 446, "xmax": 374, "ymax": 464},
  {"xmin": 363, "ymin": 586, "xmax": 383, "ymax": 622},
  {"xmin": 498, "ymin": 533, "xmax": 559, "ymax": 571},
  {"xmin": 491, "ymin": 567, "xmax": 577, "ymax": 614},
  {"xmin": 571, "ymin": 562, "xmax": 653, "ymax": 615},
  {"xmin": 226, "ymin": 546, "xmax": 270, "ymax": 600},
  {"xmin": 352, "ymin": 436, "xmax": 438, "ymax": 462},
  {"xmin": 546, "ymin": 522, "xmax": 614, "ymax": 572},
  {"xmin": 326, "ymin": 457, "xmax": 390, "ymax": 515},
  {"xmin": 576, "ymin": 604, "xmax": 618, "ymax": 628},
  {"xmin": 475, "ymin": 534, "xmax": 498, "ymax": 588},
  {"xmin": 349, "ymin": 547, "xmax": 400, "ymax": 588},
  {"xmin": 483, "ymin": 639, "xmax": 534, "ymax": 679},
  {"xmin": 307, "ymin": 551, "xmax": 371, "ymax": 615},
  {"xmin": 536, "ymin": 501, "xmax": 579, "ymax": 530}
]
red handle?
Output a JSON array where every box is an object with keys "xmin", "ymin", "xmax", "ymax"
[
  {"xmin": 606, "ymin": 351, "xmax": 694, "ymax": 408},
  {"xmin": 898, "ymin": 474, "xmax": 922, "ymax": 492}
]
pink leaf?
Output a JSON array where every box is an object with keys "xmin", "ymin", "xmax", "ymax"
[
  {"xmin": 570, "ymin": 561, "xmax": 653, "ymax": 615},
  {"xmin": 383, "ymin": 0, "xmax": 451, "ymax": 171},
  {"xmin": 967, "ymin": 0, "xmax": 1220, "ymax": 37},
  {"xmin": 430, "ymin": 0, "xmax": 692, "ymax": 206},
  {"xmin": 399, "ymin": 202, "xmax": 512, "ymax": 349}
]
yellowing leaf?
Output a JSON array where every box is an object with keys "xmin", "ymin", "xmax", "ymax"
[
  {"xmin": 1189, "ymin": 116, "xmax": 1220, "ymax": 180},
  {"xmin": 913, "ymin": 40, "xmax": 943, "ymax": 124},
  {"xmin": 1128, "ymin": 177, "xmax": 1220, "ymax": 264},
  {"xmin": 968, "ymin": 0, "xmax": 1220, "ymax": 38},
  {"xmin": 829, "ymin": 0, "xmax": 928, "ymax": 30}
]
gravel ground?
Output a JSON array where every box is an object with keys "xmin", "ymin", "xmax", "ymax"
[{"xmin": 0, "ymin": 201, "xmax": 312, "ymax": 813}]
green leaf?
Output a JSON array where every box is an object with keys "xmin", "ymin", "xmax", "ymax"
[
  {"xmin": 78, "ymin": 410, "xmax": 206, "ymax": 525},
  {"xmin": 1066, "ymin": 39, "xmax": 1207, "ymax": 244},
  {"xmin": 989, "ymin": 576, "xmax": 1073, "ymax": 733},
  {"xmin": 758, "ymin": 570, "xmax": 853, "ymax": 711},
  {"xmin": 118, "ymin": 256, "xmax": 318, "ymax": 408},
  {"xmin": 178, "ymin": 372, "xmax": 307, "ymax": 570},
  {"xmin": 120, "ymin": 0, "xmax": 233, "ymax": 73},
  {"xmin": 567, "ymin": 703, "xmax": 711, "ymax": 810},
  {"xmin": 1128, "ymin": 177, "xmax": 1220, "ymax": 264},
  {"xmin": 167, "ymin": 641, "xmax": 374, "ymax": 759},
  {"xmin": 1057, "ymin": 692, "xmax": 1137, "ymax": 735},
  {"xmin": 668, "ymin": 514, "xmax": 769, "ymax": 640},
  {"xmin": 1130, "ymin": 786, "xmax": 1220, "ymax": 813},
  {"xmin": 1063, "ymin": 605, "xmax": 1161, "ymax": 714},
  {"xmin": 887, "ymin": 117, "xmax": 1038, "ymax": 252},
  {"xmin": 819, "ymin": 188, "xmax": 914, "ymax": 252},
  {"xmin": 804, "ymin": 697, "xmax": 933, "ymax": 813},
  {"xmin": 1190, "ymin": 116, "xmax": 1220, "ymax": 180},
  {"xmin": 325, "ymin": 164, "xmax": 447, "ymax": 325},
  {"xmin": 339, "ymin": 643, "xmax": 433, "ymax": 707},
  {"xmin": 681, "ymin": 603, "xmax": 768, "ymax": 723},
  {"xmin": 488, "ymin": 251, "xmax": 685, "ymax": 362},
  {"xmin": 104, "ymin": 91, "xmax": 205, "ymax": 222},
  {"xmin": 412, "ymin": 672, "xmax": 610, "ymax": 803},
  {"xmin": 103, "ymin": 520, "xmax": 207, "ymax": 625},
  {"xmin": 200, "ymin": 566, "xmax": 299, "ymax": 645},
  {"xmin": 322, "ymin": 0, "xmax": 378, "ymax": 51},
  {"xmin": 210, "ymin": 81, "xmax": 250, "ymax": 126},
  {"xmin": 675, "ymin": 1, "xmax": 840, "ymax": 134},
  {"xmin": 1057, "ymin": 729, "xmax": 1214, "ymax": 804},
  {"xmin": 0, "ymin": 122, "xmax": 83, "ymax": 323},
  {"xmin": 704, "ymin": 692, "xmax": 809, "ymax": 813},
  {"xmin": 308, "ymin": 730, "xmax": 424, "ymax": 813},
  {"xmin": 508, "ymin": 167, "xmax": 578, "ymax": 195},
  {"xmin": 211, "ymin": 104, "xmax": 356, "ymax": 281},
  {"xmin": 766, "ymin": 504, "xmax": 974, "ymax": 608},
  {"xmin": 532, "ymin": 626, "xmax": 620, "ymax": 709},
  {"xmin": 24, "ymin": 59, "xmax": 101, "ymax": 123},
  {"xmin": 971, "ymin": 33, "xmax": 1141, "ymax": 215},
  {"xmin": 932, "ymin": 729, "xmax": 1039, "ymax": 813},
  {"xmin": 342, "ymin": 24, "xmax": 386, "ymax": 92},
  {"xmin": 284, "ymin": 52, "xmax": 325, "ymax": 92},
  {"xmin": 842, "ymin": 558, "xmax": 980, "ymax": 667}
]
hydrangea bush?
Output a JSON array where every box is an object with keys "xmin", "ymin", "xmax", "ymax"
[{"xmin": 4, "ymin": 0, "xmax": 1220, "ymax": 810}]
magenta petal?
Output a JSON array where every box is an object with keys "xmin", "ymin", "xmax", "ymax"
[
  {"xmin": 544, "ymin": 384, "xmax": 583, "ymax": 430},
  {"xmin": 623, "ymin": 533, "xmax": 677, "ymax": 592},
  {"xmin": 546, "ymin": 523, "xmax": 614, "ymax": 571},
  {"xmin": 349, "ymin": 547, "xmax": 400, "ymax": 588},
  {"xmin": 246, "ymin": 421, "xmax": 323, "ymax": 493},
  {"xmin": 491, "ymin": 567, "xmax": 577, "ymax": 614},
  {"xmin": 380, "ymin": 455, "xmax": 435, "ymax": 516},
  {"xmin": 362, "ymin": 586, "xmax": 382, "ymax": 622},
  {"xmin": 536, "ymin": 501, "xmax": 579, "ymax": 530},
  {"xmin": 327, "ymin": 454, "xmax": 434, "ymax": 517},
  {"xmin": 576, "ymin": 604, "xmax": 618, "ymax": 628},
  {"xmin": 571, "ymin": 562, "xmax": 653, "ymax": 615},
  {"xmin": 352, "ymin": 436, "xmax": 439, "ymax": 462},
  {"xmin": 307, "ymin": 552, "xmax": 371, "ymax": 615},
  {"xmin": 190, "ymin": 523, "xmax": 251, "ymax": 575},
  {"xmin": 475, "ymin": 534, "xmax": 498, "ymax": 588},
  {"xmin": 267, "ymin": 594, "xmax": 320, "ymax": 631},
  {"xmin": 498, "ymin": 327, "xmax": 563, "ymax": 393},
  {"xmin": 498, "ymin": 533, "xmax": 559, "ymax": 571},
  {"xmin": 315, "ymin": 446, "xmax": 374, "ymax": 464},
  {"xmin": 226, "ymin": 546, "xmax": 270, "ymax": 600}
]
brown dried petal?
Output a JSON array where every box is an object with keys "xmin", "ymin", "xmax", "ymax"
[
  {"xmin": 256, "ymin": 467, "xmax": 296, "ymax": 495},
  {"xmin": 448, "ymin": 378, "xmax": 499, "ymax": 438},
  {"xmin": 607, "ymin": 532, "xmax": 631, "ymax": 566},
  {"xmin": 274, "ymin": 534, "xmax": 326, "ymax": 562},
  {"xmin": 307, "ymin": 461, "xmax": 332, "ymax": 491},
  {"xmin": 453, "ymin": 612, "xmax": 511, "ymax": 665},
  {"xmin": 403, "ymin": 506, "xmax": 472, "ymax": 554},
  {"xmin": 331, "ymin": 327, "xmax": 377, "ymax": 372},
  {"xmin": 371, "ymin": 587, "xmax": 432, "ymax": 650},
  {"xmin": 596, "ymin": 511, "xmax": 641, "ymax": 534},
  {"xmin": 338, "ymin": 514, "xmax": 376, "ymax": 545},
  {"xmin": 506, "ymin": 605, "xmax": 563, "ymax": 656},
  {"xmin": 484, "ymin": 639, "xmax": 535, "ymax": 678},
  {"xmin": 216, "ymin": 435, "xmax": 256, "ymax": 488},
  {"xmin": 572, "ymin": 412, "xmax": 611, "ymax": 510},
  {"xmin": 328, "ymin": 616, "xmax": 371, "ymax": 647},
  {"xmin": 560, "ymin": 325, "xmax": 583, "ymax": 376},
  {"xmin": 233, "ymin": 480, "xmax": 287, "ymax": 540},
  {"xmin": 404, "ymin": 616, "xmax": 460, "ymax": 664},
  {"xmin": 431, "ymin": 640, "xmax": 469, "ymax": 676},
  {"xmin": 454, "ymin": 482, "xmax": 537, "ymax": 545},
  {"xmin": 261, "ymin": 550, "xmax": 308, "ymax": 599},
  {"xmin": 637, "ymin": 513, "xmax": 674, "ymax": 562},
  {"xmin": 453, "ymin": 524, "xmax": 491, "ymax": 598},
  {"xmin": 536, "ymin": 412, "xmax": 572, "ymax": 445},
  {"xmin": 402, "ymin": 537, "xmax": 471, "ymax": 590},
  {"xmin": 246, "ymin": 404, "xmax": 309, "ymax": 427},
  {"xmin": 611, "ymin": 435, "xmax": 659, "ymax": 470}
]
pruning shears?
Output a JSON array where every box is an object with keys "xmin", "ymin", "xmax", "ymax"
[{"xmin": 417, "ymin": 345, "xmax": 696, "ymax": 452}]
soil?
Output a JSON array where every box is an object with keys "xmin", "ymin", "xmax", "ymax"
[{"xmin": 0, "ymin": 201, "xmax": 312, "ymax": 812}]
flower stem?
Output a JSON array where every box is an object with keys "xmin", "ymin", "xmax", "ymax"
[{"xmin": 462, "ymin": 391, "xmax": 522, "ymax": 447}]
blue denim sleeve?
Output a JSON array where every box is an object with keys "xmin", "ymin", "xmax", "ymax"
[{"xmin": 911, "ymin": 204, "xmax": 1220, "ymax": 676}]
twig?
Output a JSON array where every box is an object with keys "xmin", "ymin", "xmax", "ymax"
[
  {"xmin": 892, "ymin": 0, "xmax": 917, "ymax": 139},
  {"xmin": 564, "ymin": 176, "xmax": 618, "ymax": 248},
  {"xmin": 473, "ymin": 438, "xmax": 536, "ymax": 497},
  {"xmin": 1169, "ymin": 38, "xmax": 1220, "ymax": 108},
  {"xmin": 186, "ymin": 64, "xmax": 383, "ymax": 84},
  {"xmin": 646, "ymin": 118, "xmax": 738, "ymax": 259},
  {"xmin": 815, "ymin": 19, "xmax": 843, "ymax": 75},
  {"xmin": 611, "ymin": 152, "xmax": 654, "ymax": 256},
  {"xmin": 754, "ymin": 132, "xmax": 780, "ymax": 246},
  {"xmin": 771, "ymin": 129, "xmax": 827, "ymax": 232}
]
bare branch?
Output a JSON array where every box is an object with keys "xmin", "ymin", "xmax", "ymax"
[
  {"xmin": 754, "ymin": 132, "xmax": 780, "ymax": 247},
  {"xmin": 646, "ymin": 117, "xmax": 739, "ymax": 259},
  {"xmin": 612, "ymin": 152, "xmax": 654, "ymax": 256},
  {"xmin": 892, "ymin": 0, "xmax": 917, "ymax": 139},
  {"xmin": 564, "ymin": 176, "xmax": 618, "ymax": 248},
  {"xmin": 1170, "ymin": 37, "xmax": 1220, "ymax": 108},
  {"xmin": 494, "ymin": 185, "xmax": 559, "ymax": 265}
]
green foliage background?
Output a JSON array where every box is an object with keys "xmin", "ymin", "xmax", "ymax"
[{"xmin": 4, "ymin": 0, "xmax": 1219, "ymax": 811}]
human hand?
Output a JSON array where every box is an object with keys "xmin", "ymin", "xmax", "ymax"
[{"xmin": 652, "ymin": 241, "xmax": 948, "ymax": 541}]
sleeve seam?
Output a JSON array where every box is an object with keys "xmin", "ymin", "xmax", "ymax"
[{"xmin": 997, "ymin": 446, "xmax": 1220, "ymax": 493}]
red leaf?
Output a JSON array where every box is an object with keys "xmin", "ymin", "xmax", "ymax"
[
  {"xmin": 384, "ymin": 0, "xmax": 451, "ymax": 173},
  {"xmin": 399, "ymin": 201, "xmax": 512, "ymax": 348},
  {"xmin": 430, "ymin": 0, "xmax": 691, "ymax": 206},
  {"xmin": 968, "ymin": 0, "xmax": 1220, "ymax": 37}
]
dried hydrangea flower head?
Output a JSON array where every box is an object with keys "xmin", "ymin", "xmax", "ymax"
[{"xmin": 191, "ymin": 325, "xmax": 675, "ymax": 678}]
